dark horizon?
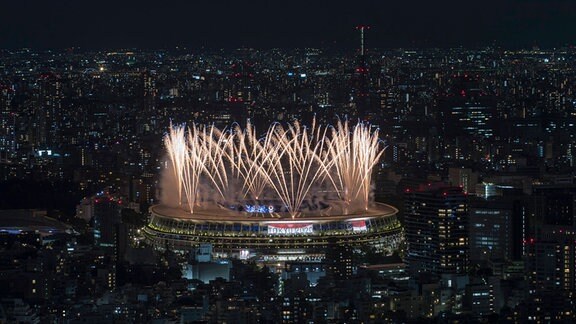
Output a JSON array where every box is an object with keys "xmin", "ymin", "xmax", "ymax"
[{"xmin": 1, "ymin": 0, "xmax": 575, "ymax": 50}]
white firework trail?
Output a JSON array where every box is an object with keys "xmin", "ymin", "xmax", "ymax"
[
  {"xmin": 162, "ymin": 119, "xmax": 384, "ymax": 216},
  {"xmin": 258, "ymin": 121, "xmax": 336, "ymax": 217},
  {"xmin": 327, "ymin": 120, "xmax": 385, "ymax": 210},
  {"xmin": 182, "ymin": 125, "xmax": 208, "ymax": 213},
  {"xmin": 199, "ymin": 125, "xmax": 232, "ymax": 201},
  {"xmin": 232, "ymin": 121, "xmax": 270, "ymax": 201},
  {"xmin": 164, "ymin": 123, "xmax": 187, "ymax": 206}
]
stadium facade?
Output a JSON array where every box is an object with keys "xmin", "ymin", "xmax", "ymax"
[{"xmin": 144, "ymin": 203, "xmax": 402, "ymax": 259}]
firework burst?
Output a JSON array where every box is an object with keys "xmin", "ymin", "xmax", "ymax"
[{"xmin": 163, "ymin": 119, "xmax": 384, "ymax": 217}]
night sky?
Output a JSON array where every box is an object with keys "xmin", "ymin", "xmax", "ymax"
[{"xmin": 1, "ymin": 0, "xmax": 575, "ymax": 49}]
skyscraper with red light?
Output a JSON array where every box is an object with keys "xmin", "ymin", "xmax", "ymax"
[
  {"xmin": 351, "ymin": 25, "xmax": 373, "ymax": 122},
  {"xmin": 93, "ymin": 193, "xmax": 123, "ymax": 248},
  {"xmin": 224, "ymin": 61, "xmax": 254, "ymax": 125},
  {"xmin": 404, "ymin": 183, "xmax": 469, "ymax": 276},
  {"xmin": 437, "ymin": 75, "xmax": 496, "ymax": 161}
]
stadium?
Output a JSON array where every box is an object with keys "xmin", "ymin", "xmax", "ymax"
[{"xmin": 143, "ymin": 120, "xmax": 403, "ymax": 258}]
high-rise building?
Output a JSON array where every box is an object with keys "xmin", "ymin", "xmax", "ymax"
[
  {"xmin": 135, "ymin": 70, "xmax": 158, "ymax": 135},
  {"xmin": 532, "ymin": 185, "xmax": 576, "ymax": 227},
  {"xmin": 528, "ymin": 185, "xmax": 576, "ymax": 292},
  {"xmin": 528, "ymin": 232, "xmax": 576, "ymax": 292},
  {"xmin": 437, "ymin": 76, "xmax": 496, "ymax": 162},
  {"xmin": 449, "ymin": 167, "xmax": 478, "ymax": 194},
  {"xmin": 32, "ymin": 73, "xmax": 63, "ymax": 149},
  {"xmin": 468, "ymin": 197, "xmax": 526, "ymax": 262},
  {"xmin": 92, "ymin": 193, "xmax": 123, "ymax": 248},
  {"xmin": 325, "ymin": 239, "xmax": 353, "ymax": 281},
  {"xmin": 439, "ymin": 76, "xmax": 496, "ymax": 139},
  {"xmin": 405, "ymin": 184, "xmax": 469, "ymax": 276},
  {"xmin": 351, "ymin": 25, "xmax": 376, "ymax": 122},
  {"xmin": 219, "ymin": 61, "xmax": 254, "ymax": 125},
  {"xmin": 0, "ymin": 84, "xmax": 16, "ymax": 161}
]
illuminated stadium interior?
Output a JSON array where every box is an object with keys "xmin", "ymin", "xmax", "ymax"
[
  {"xmin": 144, "ymin": 202, "xmax": 402, "ymax": 259},
  {"xmin": 144, "ymin": 120, "xmax": 403, "ymax": 258}
]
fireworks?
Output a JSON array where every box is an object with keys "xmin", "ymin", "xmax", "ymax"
[{"xmin": 163, "ymin": 119, "xmax": 385, "ymax": 217}]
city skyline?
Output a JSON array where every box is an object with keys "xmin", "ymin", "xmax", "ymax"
[
  {"xmin": 3, "ymin": 9, "xmax": 576, "ymax": 319},
  {"xmin": 1, "ymin": 0, "xmax": 576, "ymax": 49}
]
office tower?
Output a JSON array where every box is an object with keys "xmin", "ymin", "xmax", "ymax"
[
  {"xmin": 32, "ymin": 73, "xmax": 63, "ymax": 149},
  {"xmin": 220, "ymin": 61, "xmax": 254, "ymax": 125},
  {"xmin": 449, "ymin": 167, "xmax": 479, "ymax": 194},
  {"xmin": 93, "ymin": 194, "xmax": 123, "ymax": 248},
  {"xmin": 439, "ymin": 76, "xmax": 496, "ymax": 139},
  {"xmin": 438, "ymin": 76, "xmax": 495, "ymax": 161},
  {"xmin": 475, "ymin": 183, "xmax": 500, "ymax": 199},
  {"xmin": 528, "ymin": 185, "xmax": 576, "ymax": 292},
  {"xmin": 532, "ymin": 185, "xmax": 576, "ymax": 227},
  {"xmin": 468, "ymin": 197, "xmax": 526, "ymax": 262},
  {"xmin": 140, "ymin": 70, "xmax": 157, "ymax": 134},
  {"xmin": 351, "ymin": 25, "xmax": 374, "ymax": 122},
  {"xmin": 0, "ymin": 84, "xmax": 16, "ymax": 161},
  {"xmin": 325, "ymin": 239, "xmax": 353, "ymax": 281},
  {"xmin": 405, "ymin": 184, "xmax": 469, "ymax": 276}
]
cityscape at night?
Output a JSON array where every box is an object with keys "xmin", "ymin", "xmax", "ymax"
[{"xmin": 2, "ymin": 1, "xmax": 576, "ymax": 323}]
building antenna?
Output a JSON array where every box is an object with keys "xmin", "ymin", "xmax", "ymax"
[{"xmin": 356, "ymin": 25, "xmax": 370, "ymax": 56}]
